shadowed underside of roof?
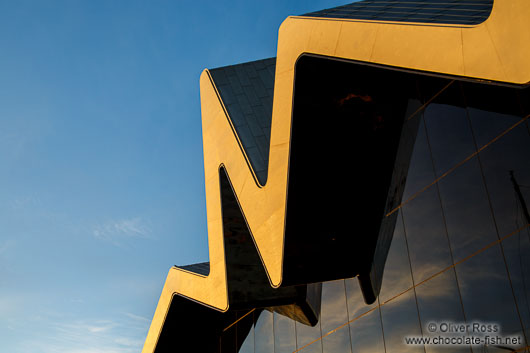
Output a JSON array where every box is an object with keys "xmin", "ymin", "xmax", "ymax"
[
  {"xmin": 304, "ymin": 0, "xmax": 494, "ymax": 25},
  {"xmin": 209, "ymin": 58, "xmax": 276, "ymax": 186}
]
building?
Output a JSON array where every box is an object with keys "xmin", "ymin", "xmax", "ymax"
[{"xmin": 142, "ymin": 1, "xmax": 530, "ymax": 352}]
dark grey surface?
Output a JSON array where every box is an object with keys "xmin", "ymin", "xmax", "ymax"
[
  {"xmin": 209, "ymin": 58, "xmax": 276, "ymax": 186},
  {"xmin": 303, "ymin": 0, "xmax": 493, "ymax": 25},
  {"xmin": 177, "ymin": 262, "xmax": 210, "ymax": 276}
]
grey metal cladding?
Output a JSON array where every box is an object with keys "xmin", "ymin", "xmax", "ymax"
[
  {"xmin": 176, "ymin": 262, "xmax": 211, "ymax": 276},
  {"xmin": 210, "ymin": 58, "xmax": 276, "ymax": 186},
  {"xmin": 303, "ymin": 0, "xmax": 494, "ymax": 25}
]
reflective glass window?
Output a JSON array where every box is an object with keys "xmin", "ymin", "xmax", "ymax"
[
  {"xmin": 500, "ymin": 232, "xmax": 530, "ymax": 347},
  {"xmin": 255, "ymin": 310, "xmax": 274, "ymax": 353},
  {"xmin": 402, "ymin": 186, "xmax": 453, "ymax": 283},
  {"xmin": 345, "ymin": 278, "xmax": 376, "ymax": 321},
  {"xmin": 423, "ymin": 83, "xmax": 476, "ymax": 176},
  {"xmin": 273, "ymin": 310, "xmax": 296, "ymax": 353},
  {"xmin": 380, "ymin": 290, "xmax": 424, "ymax": 353},
  {"xmin": 345, "ymin": 278, "xmax": 385, "ymax": 352},
  {"xmin": 322, "ymin": 326, "xmax": 352, "ymax": 353},
  {"xmin": 320, "ymin": 280, "xmax": 352, "ymax": 353},
  {"xmin": 456, "ymin": 244, "xmax": 525, "ymax": 349},
  {"xmin": 238, "ymin": 311, "xmax": 255, "ymax": 353},
  {"xmin": 349, "ymin": 306, "xmax": 385, "ymax": 353},
  {"xmin": 295, "ymin": 318, "xmax": 323, "ymax": 353},
  {"xmin": 415, "ymin": 269, "xmax": 469, "ymax": 353},
  {"xmin": 378, "ymin": 211, "xmax": 414, "ymax": 303},
  {"xmin": 461, "ymin": 81, "xmax": 525, "ymax": 150},
  {"xmin": 476, "ymin": 123, "xmax": 530, "ymax": 237},
  {"xmin": 401, "ymin": 113, "xmax": 437, "ymax": 202},
  {"xmin": 437, "ymin": 157, "xmax": 498, "ymax": 262}
]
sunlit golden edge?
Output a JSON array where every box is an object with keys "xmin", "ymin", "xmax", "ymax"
[
  {"xmin": 294, "ymin": 222, "xmax": 530, "ymax": 353},
  {"xmin": 205, "ymin": 64, "xmax": 285, "ymax": 289},
  {"xmin": 290, "ymin": 15, "xmax": 480, "ymax": 29}
]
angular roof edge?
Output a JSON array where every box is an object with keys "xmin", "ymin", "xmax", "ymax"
[{"xmin": 142, "ymin": 1, "xmax": 530, "ymax": 352}]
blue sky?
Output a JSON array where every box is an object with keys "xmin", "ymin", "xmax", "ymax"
[{"xmin": 0, "ymin": 1, "xmax": 348, "ymax": 352}]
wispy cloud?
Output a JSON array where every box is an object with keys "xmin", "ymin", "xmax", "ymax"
[
  {"xmin": 92, "ymin": 217, "xmax": 152, "ymax": 246},
  {"xmin": 18, "ymin": 315, "xmax": 148, "ymax": 353},
  {"xmin": 124, "ymin": 312, "xmax": 150, "ymax": 323},
  {"xmin": 10, "ymin": 195, "xmax": 40, "ymax": 210}
]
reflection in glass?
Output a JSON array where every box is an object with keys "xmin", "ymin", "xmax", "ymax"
[
  {"xmin": 381, "ymin": 290, "xmax": 424, "ymax": 353},
  {"xmin": 345, "ymin": 277, "xmax": 384, "ymax": 352},
  {"xmin": 349, "ymin": 305, "xmax": 385, "ymax": 353},
  {"xmin": 296, "ymin": 318, "xmax": 323, "ymax": 353},
  {"xmin": 500, "ymin": 232, "xmax": 530, "ymax": 346},
  {"xmin": 378, "ymin": 211, "xmax": 414, "ymax": 303},
  {"xmin": 423, "ymin": 83, "xmax": 476, "ymax": 177},
  {"xmin": 401, "ymin": 113, "xmax": 437, "ymax": 202},
  {"xmin": 320, "ymin": 280, "xmax": 352, "ymax": 353},
  {"xmin": 274, "ymin": 310, "xmax": 296, "ymax": 353},
  {"xmin": 476, "ymin": 123, "xmax": 530, "ymax": 237},
  {"xmin": 345, "ymin": 278, "xmax": 376, "ymax": 320},
  {"xmin": 461, "ymin": 81, "xmax": 525, "ymax": 149},
  {"xmin": 322, "ymin": 326, "xmax": 352, "ymax": 353},
  {"xmin": 415, "ymin": 269, "xmax": 469, "ymax": 353},
  {"xmin": 238, "ymin": 311, "xmax": 255, "ymax": 353},
  {"xmin": 402, "ymin": 186, "xmax": 452, "ymax": 284},
  {"xmin": 456, "ymin": 244, "xmax": 524, "ymax": 350},
  {"xmin": 255, "ymin": 310, "xmax": 274, "ymax": 353},
  {"xmin": 467, "ymin": 107, "xmax": 522, "ymax": 151},
  {"xmin": 437, "ymin": 157, "xmax": 498, "ymax": 262}
]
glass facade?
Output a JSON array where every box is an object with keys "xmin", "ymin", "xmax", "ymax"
[{"xmin": 216, "ymin": 61, "xmax": 530, "ymax": 352}]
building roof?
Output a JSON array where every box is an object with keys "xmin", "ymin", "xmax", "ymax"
[
  {"xmin": 304, "ymin": 0, "xmax": 494, "ymax": 25},
  {"xmin": 209, "ymin": 58, "xmax": 275, "ymax": 185}
]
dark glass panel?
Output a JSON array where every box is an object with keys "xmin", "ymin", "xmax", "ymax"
[
  {"xmin": 295, "ymin": 319, "xmax": 323, "ymax": 353},
  {"xmin": 517, "ymin": 86, "xmax": 530, "ymax": 116},
  {"xmin": 401, "ymin": 113, "xmax": 437, "ymax": 202},
  {"xmin": 423, "ymin": 82, "xmax": 476, "ymax": 176},
  {"xmin": 320, "ymin": 280, "xmax": 352, "ymax": 353},
  {"xmin": 500, "ymin": 231, "xmax": 530, "ymax": 346},
  {"xmin": 380, "ymin": 290, "xmax": 424, "ymax": 353},
  {"xmin": 467, "ymin": 107, "xmax": 522, "ymax": 149},
  {"xmin": 222, "ymin": 315, "xmax": 237, "ymax": 353},
  {"xmin": 476, "ymin": 123, "xmax": 530, "ymax": 237},
  {"xmin": 322, "ymin": 326, "xmax": 352, "ymax": 353},
  {"xmin": 255, "ymin": 310, "xmax": 274, "ymax": 353},
  {"xmin": 378, "ymin": 211, "xmax": 414, "ymax": 303},
  {"xmin": 402, "ymin": 186, "xmax": 453, "ymax": 284},
  {"xmin": 286, "ymin": 55, "xmax": 421, "ymax": 286},
  {"xmin": 456, "ymin": 244, "xmax": 525, "ymax": 351},
  {"xmin": 415, "ymin": 269, "xmax": 469, "ymax": 353},
  {"xmin": 349, "ymin": 305, "xmax": 385, "ymax": 353},
  {"xmin": 273, "ymin": 311, "xmax": 296, "ymax": 353},
  {"xmin": 416, "ymin": 75, "xmax": 453, "ymax": 107},
  {"xmin": 461, "ymin": 81, "xmax": 524, "ymax": 150},
  {"xmin": 437, "ymin": 157, "xmax": 498, "ymax": 262},
  {"xmin": 238, "ymin": 311, "xmax": 255, "ymax": 353}
]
